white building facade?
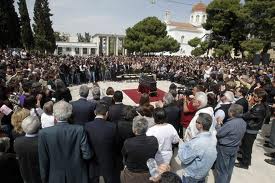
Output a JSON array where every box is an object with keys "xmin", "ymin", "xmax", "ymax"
[
  {"xmin": 54, "ymin": 34, "xmax": 126, "ymax": 56},
  {"xmin": 165, "ymin": 2, "xmax": 210, "ymax": 56}
]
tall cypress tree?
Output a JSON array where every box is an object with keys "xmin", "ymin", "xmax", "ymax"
[
  {"xmin": 18, "ymin": 0, "xmax": 34, "ymax": 50},
  {"xmin": 0, "ymin": 0, "xmax": 9, "ymax": 48},
  {"xmin": 0, "ymin": 0, "xmax": 21, "ymax": 48},
  {"xmin": 33, "ymin": 0, "xmax": 55, "ymax": 54},
  {"xmin": 43, "ymin": 0, "xmax": 56, "ymax": 53}
]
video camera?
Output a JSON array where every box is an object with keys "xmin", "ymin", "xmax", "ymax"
[{"xmin": 177, "ymin": 86, "xmax": 193, "ymax": 96}]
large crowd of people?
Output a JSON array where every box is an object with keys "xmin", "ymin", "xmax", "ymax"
[{"xmin": 0, "ymin": 49, "xmax": 274, "ymax": 183}]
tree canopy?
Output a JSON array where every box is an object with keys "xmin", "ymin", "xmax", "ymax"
[
  {"xmin": 18, "ymin": 0, "xmax": 34, "ymax": 50},
  {"xmin": 203, "ymin": 0, "xmax": 275, "ymax": 58},
  {"xmin": 77, "ymin": 32, "xmax": 91, "ymax": 42},
  {"xmin": 33, "ymin": 0, "xmax": 56, "ymax": 54},
  {"xmin": 0, "ymin": 0, "xmax": 21, "ymax": 48},
  {"xmin": 188, "ymin": 37, "xmax": 209, "ymax": 57},
  {"xmin": 124, "ymin": 16, "xmax": 180, "ymax": 54}
]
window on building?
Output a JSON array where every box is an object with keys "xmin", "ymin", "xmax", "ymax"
[
  {"xmin": 66, "ymin": 47, "xmax": 71, "ymax": 52},
  {"xmin": 181, "ymin": 36, "xmax": 184, "ymax": 44},
  {"xmin": 75, "ymin": 48, "xmax": 79, "ymax": 54},
  {"xmin": 191, "ymin": 16, "xmax": 193, "ymax": 22},
  {"xmin": 83, "ymin": 48, "xmax": 88, "ymax": 54},
  {"xmin": 196, "ymin": 15, "xmax": 200, "ymax": 22},
  {"xmin": 57, "ymin": 47, "xmax": 63, "ymax": 55},
  {"xmin": 202, "ymin": 15, "xmax": 206, "ymax": 22},
  {"xmin": 90, "ymin": 48, "xmax": 95, "ymax": 55}
]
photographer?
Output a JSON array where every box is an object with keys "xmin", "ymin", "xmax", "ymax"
[{"xmin": 179, "ymin": 85, "xmax": 206, "ymax": 138}]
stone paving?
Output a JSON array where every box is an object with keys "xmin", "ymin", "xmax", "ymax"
[{"xmin": 69, "ymin": 81, "xmax": 275, "ymax": 183}]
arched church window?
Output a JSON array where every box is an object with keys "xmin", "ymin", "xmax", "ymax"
[
  {"xmin": 202, "ymin": 15, "xmax": 206, "ymax": 22},
  {"xmin": 181, "ymin": 36, "xmax": 184, "ymax": 44},
  {"xmin": 196, "ymin": 15, "xmax": 200, "ymax": 22}
]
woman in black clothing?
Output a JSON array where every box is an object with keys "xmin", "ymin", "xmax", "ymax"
[
  {"xmin": 53, "ymin": 79, "xmax": 72, "ymax": 102},
  {"xmin": 116, "ymin": 106, "xmax": 138, "ymax": 174},
  {"xmin": 121, "ymin": 116, "xmax": 158, "ymax": 183},
  {"xmin": 163, "ymin": 93, "xmax": 181, "ymax": 134}
]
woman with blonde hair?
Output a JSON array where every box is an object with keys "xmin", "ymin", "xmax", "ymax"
[{"xmin": 11, "ymin": 108, "xmax": 30, "ymax": 139}]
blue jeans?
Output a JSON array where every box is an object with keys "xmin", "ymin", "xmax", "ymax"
[
  {"xmin": 182, "ymin": 175, "xmax": 205, "ymax": 183},
  {"xmin": 90, "ymin": 72, "xmax": 95, "ymax": 82},
  {"xmin": 215, "ymin": 145, "xmax": 238, "ymax": 183}
]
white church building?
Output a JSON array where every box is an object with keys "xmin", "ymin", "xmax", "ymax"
[{"xmin": 165, "ymin": 2, "xmax": 210, "ymax": 56}]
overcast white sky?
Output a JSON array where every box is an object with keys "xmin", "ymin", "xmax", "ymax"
[{"xmin": 21, "ymin": 0, "xmax": 211, "ymax": 35}]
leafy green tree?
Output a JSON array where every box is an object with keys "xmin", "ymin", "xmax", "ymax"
[
  {"xmin": 84, "ymin": 32, "xmax": 91, "ymax": 42},
  {"xmin": 33, "ymin": 0, "xmax": 56, "ymax": 53},
  {"xmin": 191, "ymin": 47, "xmax": 205, "ymax": 57},
  {"xmin": 77, "ymin": 32, "xmax": 91, "ymax": 42},
  {"xmin": 0, "ymin": 0, "xmax": 21, "ymax": 48},
  {"xmin": 124, "ymin": 17, "xmax": 180, "ymax": 54},
  {"xmin": 188, "ymin": 37, "xmax": 209, "ymax": 56},
  {"xmin": 77, "ymin": 33, "xmax": 85, "ymax": 42},
  {"xmin": 240, "ymin": 38, "xmax": 264, "ymax": 59},
  {"xmin": 18, "ymin": 0, "xmax": 34, "ymax": 50},
  {"xmin": 188, "ymin": 37, "xmax": 201, "ymax": 47},
  {"xmin": 54, "ymin": 32, "xmax": 69, "ymax": 42},
  {"xmin": 213, "ymin": 44, "xmax": 233, "ymax": 58},
  {"xmin": 242, "ymin": 0, "xmax": 275, "ymax": 53},
  {"xmin": 203, "ymin": 0, "xmax": 247, "ymax": 57}
]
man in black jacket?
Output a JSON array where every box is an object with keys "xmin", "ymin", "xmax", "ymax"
[
  {"xmin": 236, "ymin": 88, "xmax": 268, "ymax": 169},
  {"xmin": 108, "ymin": 91, "xmax": 126, "ymax": 123},
  {"xmin": 14, "ymin": 116, "xmax": 41, "ymax": 183},
  {"xmin": 71, "ymin": 85, "xmax": 96, "ymax": 125},
  {"xmin": 85, "ymin": 103, "xmax": 118, "ymax": 183},
  {"xmin": 38, "ymin": 101, "xmax": 91, "ymax": 183}
]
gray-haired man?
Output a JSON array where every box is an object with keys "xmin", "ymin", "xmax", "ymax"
[
  {"xmin": 38, "ymin": 101, "xmax": 91, "ymax": 183},
  {"xmin": 14, "ymin": 116, "xmax": 42, "ymax": 183},
  {"xmin": 215, "ymin": 104, "xmax": 246, "ymax": 183},
  {"xmin": 71, "ymin": 85, "xmax": 96, "ymax": 125}
]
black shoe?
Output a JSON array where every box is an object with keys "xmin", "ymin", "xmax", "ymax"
[
  {"xmin": 263, "ymin": 143, "xmax": 274, "ymax": 148},
  {"xmin": 237, "ymin": 157, "xmax": 243, "ymax": 162},
  {"xmin": 264, "ymin": 152, "xmax": 275, "ymax": 158},
  {"xmin": 264, "ymin": 159, "xmax": 275, "ymax": 166},
  {"xmin": 235, "ymin": 163, "xmax": 249, "ymax": 169}
]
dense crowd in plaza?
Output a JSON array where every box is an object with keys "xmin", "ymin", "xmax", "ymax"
[{"xmin": 0, "ymin": 49, "xmax": 275, "ymax": 183}]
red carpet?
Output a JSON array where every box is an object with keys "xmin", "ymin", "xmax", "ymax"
[{"xmin": 123, "ymin": 88, "xmax": 166, "ymax": 104}]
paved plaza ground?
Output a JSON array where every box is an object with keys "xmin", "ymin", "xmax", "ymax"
[{"xmin": 69, "ymin": 81, "xmax": 275, "ymax": 183}]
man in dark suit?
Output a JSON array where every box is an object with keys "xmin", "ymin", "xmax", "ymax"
[
  {"xmin": 14, "ymin": 116, "xmax": 42, "ymax": 183},
  {"xmin": 85, "ymin": 103, "xmax": 118, "ymax": 183},
  {"xmin": 0, "ymin": 137, "xmax": 23, "ymax": 183},
  {"xmin": 101, "ymin": 87, "xmax": 114, "ymax": 107},
  {"xmin": 38, "ymin": 101, "xmax": 92, "ymax": 183},
  {"xmin": 71, "ymin": 85, "xmax": 96, "ymax": 125},
  {"xmin": 108, "ymin": 91, "xmax": 126, "ymax": 123}
]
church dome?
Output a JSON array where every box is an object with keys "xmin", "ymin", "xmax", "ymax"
[{"xmin": 192, "ymin": 2, "xmax": 207, "ymax": 12}]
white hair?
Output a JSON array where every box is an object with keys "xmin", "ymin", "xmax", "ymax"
[
  {"xmin": 22, "ymin": 116, "xmax": 41, "ymax": 134},
  {"xmin": 163, "ymin": 93, "xmax": 175, "ymax": 106},
  {"xmin": 53, "ymin": 101, "xmax": 72, "ymax": 121},
  {"xmin": 195, "ymin": 92, "xmax": 208, "ymax": 108},
  {"xmin": 224, "ymin": 91, "xmax": 234, "ymax": 102}
]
